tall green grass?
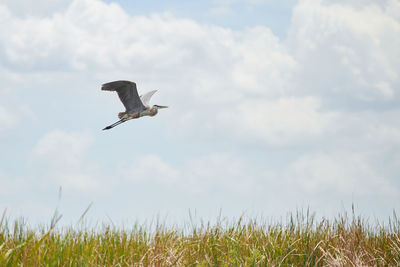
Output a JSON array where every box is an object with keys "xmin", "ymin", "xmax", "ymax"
[{"xmin": 0, "ymin": 209, "xmax": 399, "ymax": 266}]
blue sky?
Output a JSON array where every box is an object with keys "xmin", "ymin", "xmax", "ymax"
[{"xmin": 0, "ymin": 0, "xmax": 399, "ymax": 227}]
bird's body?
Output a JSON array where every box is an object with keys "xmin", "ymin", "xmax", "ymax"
[
  {"xmin": 102, "ymin": 80, "xmax": 168, "ymax": 130},
  {"xmin": 117, "ymin": 105, "xmax": 158, "ymax": 120}
]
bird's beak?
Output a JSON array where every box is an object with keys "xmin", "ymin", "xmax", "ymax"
[{"xmin": 155, "ymin": 105, "xmax": 169, "ymax": 109}]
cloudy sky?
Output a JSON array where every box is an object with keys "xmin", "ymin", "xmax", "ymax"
[{"xmin": 0, "ymin": 0, "xmax": 399, "ymax": 226}]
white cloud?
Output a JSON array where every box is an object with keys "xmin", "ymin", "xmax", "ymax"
[
  {"xmin": 286, "ymin": 151, "xmax": 398, "ymax": 196},
  {"xmin": 288, "ymin": 0, "xmax": 400, "ymax": 102},
  {"xmin": 231, "ymin": 26, "xmax": 297, "ymax": 97},
  {"xmin": 183, "ymin": 153, "xmax": 262, "ymax": 194},
  {"xmin": 30, "ymin": 130, "xmax": 102, "ymax": 192},
  {"xmin": 122, "ymin": 153, "xmax": 266, "ymax": 195},
  {"xmin": 31, "ymin": 130, "xmax": 93, "ymax": 168},
  {"xmin": 123, "ymin": 154, "xmax": 180, "ymax": 185},
  {"xmin": 218, "ymin": 97, "xmax": 337, "ymax": 145},
  {"xmin": 0, "ymin": 5, "xmax": 11, "ymax": 22}
]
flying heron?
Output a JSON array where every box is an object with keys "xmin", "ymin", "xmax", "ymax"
[{"xmin": 102, "ymin": 80, "xmax": 168, "ymax": 130}]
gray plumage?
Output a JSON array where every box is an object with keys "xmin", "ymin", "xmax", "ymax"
[{"xmin": 101, "ymin": 80, "xmax": 145, "ymax": 114}]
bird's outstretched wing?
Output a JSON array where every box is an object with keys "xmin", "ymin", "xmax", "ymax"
[
  {"xmin": 140, "ymin": 90, "xmax": 157, "ymax": 108},
  {"xmin": 102, "ymin": 80, "xmax": 146, "ymax": 114}
]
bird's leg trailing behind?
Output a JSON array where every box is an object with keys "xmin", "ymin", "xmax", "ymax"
[
  {"xmin": 102, "ymin": 112, "xmax": 141, "ymax": 130},
  {"xmin": 102, "ymin": 118, "xmax": 127, "ymax": 130}
]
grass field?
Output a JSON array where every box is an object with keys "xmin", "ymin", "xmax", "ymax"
[{"xmin": 0, "ymin": 209, "xmax": 399, "ymax": 266}]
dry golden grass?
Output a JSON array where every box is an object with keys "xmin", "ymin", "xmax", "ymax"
[{"xmin": 0, "ymin": 209, "xmax": 399, "ymax": 266}]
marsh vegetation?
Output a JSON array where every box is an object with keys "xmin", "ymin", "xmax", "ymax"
[{"xmin": 0, "ymin": 209, "xmax": 399, "ymax": 266}]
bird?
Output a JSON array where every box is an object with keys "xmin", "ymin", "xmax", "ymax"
[{"xmin": 101, "ymin": 80, "xmax": 168, "ymax": 130}]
